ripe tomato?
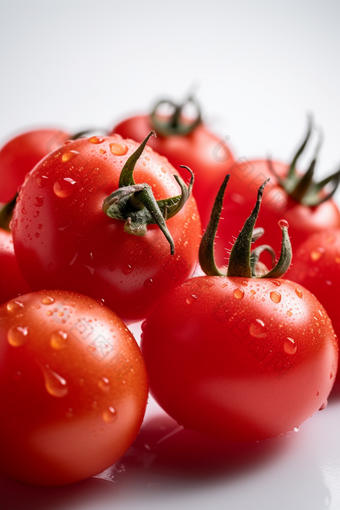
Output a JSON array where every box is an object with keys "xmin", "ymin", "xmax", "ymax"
[
  {"xmin": 0, "ymin": 228, "xmax": 31, "ymax": 305},
  {"xmin": 141, "ymin": 176, "xmax": 338, "ymax": 441},
  {"xmin": 288, "ymin": 229, "xmax": 340, "ymax": 342},
  {"xmin": 111, "ymin": 97, "xmax": 235, "ymax": 229},
  {"xmin": 0, "ymin": 129, "xmax": 70, "ymax": 203},
  {"xmin": 0, "ymin": 289, "xmax": 148, "ymax": 486},
  {"xmin": 12, "ymin": 134, "xmax": 201, "ymax": 323},
  {"xmin": 213, "ymin": 120, "xmax": 340, "ymax": 267}
]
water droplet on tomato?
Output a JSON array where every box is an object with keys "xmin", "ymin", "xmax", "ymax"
[
  {"xmin": 310, "ymin": 247, "xmax": 325, "ymax": 261},
  {"xmin": 41, "ymin": 364, "xmax": 68, "ymax": 398},
  {"xmin": 270, "ymin": 280, "xmax": 281, "ymax": 287},
  {"xmin": 249, "ymin": 319, "xmax": 267, "ymax": 338},
  {"xmin": 8, "ymin": 326, "xmax": 28, "ymax": 347},
  {"xmin": 141, "ymin": 320, "xmax": 147, "ymax": 332},
  {"xmin": 295, "ymin": 288, "xmax": 303, "ymax": 298},
  {"xmin": 161, "ymin": 167, "xmax": 166, "ymax": 174},
  {"xmin": 283, "ymin": 337, "xmax": 297, "ymax": 354},
  {"xmin": 102, "ymin": 406, "xmax": 117, "ymax": 423},
  {"xmin": 186, "ymin": 295, "xmax": 197, "ymax": 305},
  {"xmin": 99, "ymin": 149, "xmax": 106, "ymax": 154},
  {"xmin": 98, "ymin": 377, "xmax": 110, "ymax": 392},
  {"xmin": 7, "ymin": 300, "xmax": 24, "ymax": 312},
  {"xmin": 144, "ymin": 278, "xmax": 153, "ymax": 288},
  {"xmin": 36, "ymin": 175, "xmax": 48, "ymax": 188},
  {"xmin": 53, "ymin": 178, "xmax": 76, "ymax": 198},
  {"xmin": 270, "ymin": 291, "xmax": 281, "ymax": 303},
  {"xmin": 286, "ymin": 309, "xmax": 293, "ymax": 317},
  {"xmin": 316, "ymin": 391, "xmax": 320, "ymax": 396},
  {"xmin": 109, "ymin": 265, "xmax": 115, "ymax": 272},
  {"xmin": 233, "ymin": 288, "xmax": 244, "ymax": 300},
  {"xmin": 42, "ymin": 296, "xmax": 55, "ymax": 305},
  {"xmin": 278, "ymin": 219, "xmax": 289, "ymax": 228},
  {"xmin": 330, "ymin": 372, "xmax": 333, "ymax": 379},
  {"xmin": 33, "ymin": 210, "xmax": 40, "ymax": 218},
  {"xmin": 293, "ymin": 427, "xmax": 299, "ymax": 432},
  {"xmin": 88, "ymin": 136, "xmax": 104, "ymax": 144},
  {"xmin": 34, "ymin": 196, "xmax": 44, "ymax": 207},
  {"xmin": 319, "ymin": 401, "xmax": 328, "ymax": 411},
  {"xmin": 110, "ymin": 143, "xmax": 128, "ymax": 156},
  {"xmin": 122, "ymin": 264, "xmax": 133, "ymax": 275},
  {"xmin": 62, "ymin": 150, "xmax": 79, "ymax": 162},
  {"xmin": 21, "ymin": 207, "xmax": 27, "ymax": 215},
  {"xmin": 50, "ymin": 331, "xmax": 68, "ymax": 350},
  {"xmin": 35, "ymin": 233, "xmax": 40, "ymax": 238}
]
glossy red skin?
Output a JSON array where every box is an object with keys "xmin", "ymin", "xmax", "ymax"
[
  {"xmin": 214, "ymin": 160, "xmax": 340, "ymax": 268},
  {"xmin": 0, "ymin": 229, "xmax": 31, "ymax": 305},
  {"xmin": 141, "ymin": 276, "xmax": 338, "ymax": 441},
  {"xmin": 0, "ymin": 129, "xmax": 70, "ymax": 203},
  {"xmin": 288, "ymin": 229, "xmax": 340, "ymax": 341},
  {"xmin": 0, "ymin": 289, "xmax": 148, "ymax": 486},
  {"xmin": 12, "ymin": 135, "xmax": 201, "ymax": 323},
  {"xmin": 111, "ymin": 115, "xmax": 235, "ymax": 229}
]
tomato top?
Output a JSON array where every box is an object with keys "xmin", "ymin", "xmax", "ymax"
[
  {"xmin": 12, "ymin": 134, "xmax": 201, "ymax": 322},
  {"xmin": 0, "ymin": 129, "xmax": 70, "ymax": 203}
]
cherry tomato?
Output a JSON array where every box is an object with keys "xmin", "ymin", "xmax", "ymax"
[
  {"xmin": 288, "ymin": 229, "xmax": 340, "ymax": 341},
  {"xmin": 0, "ymin": 129, "xmax": 70, "ymax": 203},
  {"xmin": 0, "ymin": 228, "xmax": 31, "ymax": 305},
  {"xmin": 0, "ymin": 289, "xmax": 148, "ymax": 486},
  {"xmin": 213, "ymin": 120, "xmax": 340, "ymax": 267},
  {"xmin": 141, "ymin": 176, "xmax": 338, "ymax": 441},
  {"xmin": 12, "ymin": 134, "xmax": 201, "ymax": 323},
  {"xmin": 111, "ymin": 97, "xmax": 235, "ymax": 229}
]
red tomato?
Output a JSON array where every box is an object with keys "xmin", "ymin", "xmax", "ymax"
[
  {"xmin": 141, "ymin": 275, "xmax": 337, "ymax": 441},
  {"xmin": 0, "ymin": 229, "xmax": 31, "ymax": 305},
  {"xmin": 0, "ymin": 289, "xmax": 148, "ymax": 486},
  {"xmin": 288, "ymin": 229, "xmax": 340, "ymax": 341},
  {"xmin": 216, "ymin": 159, "xmax": 340, "ymax": 267},
  {"xmin": 12, "ymin": 134, "xmax": 201, "ymax": 323},
  {"xmin": 111, "ymin": 99, "xmax": 235, "ymax": 229},
  {"xmin": 0, "ymin": 129, "xmax": 70, "ymax": 203}
]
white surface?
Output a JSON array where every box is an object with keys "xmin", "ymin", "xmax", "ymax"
[{"xmin": 1, "ymin": 1, "xmax": 340, "ymax": 509}]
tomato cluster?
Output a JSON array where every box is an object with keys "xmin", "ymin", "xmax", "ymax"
[{"xmin": 0, "ymin": 99, "xmax": 339, "ymax": 487}]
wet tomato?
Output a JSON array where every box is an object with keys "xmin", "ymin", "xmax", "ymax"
[
  {"xmin": 0, "ymin": 290, "xmax": 148, "ymax": 486},
  {"xmin": 12, "ymin": 134, "xmax": 201, "ymax": 323},
  {"xmin": 0, "ymin": 129, "xmax": 70, "ymax": 203},
  {"xmin": 0, "ymin": 228, "xmax": 30, "ymax": 305}
]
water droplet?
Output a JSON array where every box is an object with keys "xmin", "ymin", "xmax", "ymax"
[
  {"xmin": 286, "ymin": 310, "xmax": 293, "ymax": 317},
  {"xmin": 295, "ymin": 288, "xmax": 303, "ymax": 298},
  {"xmin": 7, "ymin": 300, "xmax": 24, "ymax": 312},
  {"xmin": 122, "ymin": 264, "xmax": 133, "ymax": 275},
  {"xmin": 21, "ymin": 207, "xmax": 27, "ymax": 215},
  {"xmin": 249, "ymin": 319, "xmax": 267, "ymax": 338},
  {"xmin": 41, "ymin": 364, "xmax": 68, "ymax": 398},
  {"xmin": 310, "ymin": 247, "xmax": 325, "ymax": 261},
  {"xmin": 144, "ymin": 278, "xmax": 153, "ymax": 288},
  {"xmin": 319, "ymin": 401, "xmax": 328, "ymax": 411},
  {"xmin": 50, "ymin": 331, "xmax": 68, "ymax": 350},
  {"xmin": 102, "ymin": 407, "xmax": 117, "ymax": 423},
  {"xmin": 284, "ymin": 337, "xmax": 297, "ymax": 354},
  {"xmin": 335, "ymin": 257, "xmax": 340, "ymax": 264},
  {"xmin": 98, "ymin": 377, "xmax": 110, "ymax": 392},
  {"xmin": 250, "ymin": 289, "xmax": 256, "ymax": 295},
  {"xmin": 99, "ymin": 149, "xmax": 106, "ymax": 154},
  {"xmin": 42, "ymin": 296, "xmax": 55, "ymax": 305},
  {"xmin": 316, "ymin": 391, "xmax": 320, "ymax": 396},
  {"xmin": 8, "ymin": 326, "xmax": 28, "ymax": 347},
  {"xmin": 233, "ymin": 288, "xmax": 244, "ymax": 300},
  {"xmin": 270, "ymin": 291, "xmax": 281, "ymax": 303},
  {"xmin": 109, "ymin": 265, "xmax": 115, "ymax": 272},
  {"xmin": 161, "ymin": 167, "xmax": 166, "ymax": 173},
  {"xmin": 34, "ymin": 196, "xmax": 44, "ymax": 207},
  {"xmin": 46, "ymin": 310, "xmax": 53, "ymax": 316},
  {"xmin": 88, "ymin": 136, "xmax": 104, "ymax": 144},
  {"xmin": 330, "ymin": 372, "xmax": 333, "ymax": 379},
  {"xmin": 62, "ymin": 150, "xmax": 79, "ymax": 162},
  {"xmin": 270, "ymin": 280, "xmax": 281, "ymax": 287},
  {"xmin": 293, "ymin": 427, "xmax": 299, "ymax": 432},
  {"xmin": 110, "ymin": 143, "xmax": 128, "ymax": 156},
  {"xmin": 278, "ymin": 219, "xmax": 289, "ymax": 229},
  {"xmin": 186, "ymin": 295, "xmax": 198, "ymax": 305},
  {"xmin": 33, "ymin": 210, "xmax": 40, "ymax": 218},
  {"xmin": 35, "ymin": 233, "xmax": 40, "ymax": 238},
  {"xmin": 36, "ymin": 175, "xmax": 48, "ymax": 188},
  {"xmin": 53, "ymin": 178, "xmax": 76, "ymax": 198}
]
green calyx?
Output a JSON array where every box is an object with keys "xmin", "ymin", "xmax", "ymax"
[
  {"xmin": 267, "ymin": 116, "xmax": 340, "ymax": 207},
  {"xmin": 150, "ymin": 96, "xmax": 202, "ymax": 137},
  {"xmin": 0, "ymin": 194, "xmax": 17, "ymax": 232},
  {"xmin": 103, "ymin": 132, "xmax": 194, "ymax": 255},
  {"xmin": 199, "ymin": 175, "xmax": 292, "ymax": 279}
]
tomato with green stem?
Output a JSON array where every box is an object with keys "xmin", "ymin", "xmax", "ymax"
[
  {"xmin": 111, "ymin": 95, "xmax": 235, "ymax": 230},
  {"xmin": 12, "ymin": 132, "xmax": 201, "ymax": 323},
  {"xmin": 141, "ymin": 176, "xmax": 338, "ymax": 441},
  {"xmin": 0, "ymin": 289, "xmax": 148, "ymax": 486}
]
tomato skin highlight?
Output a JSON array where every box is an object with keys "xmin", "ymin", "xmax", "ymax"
[
  {"xmin": 0, "ymin": 129, "xmax": 70, "ymax": 203},
  {"xmin": 141, "ymin": 276, "xmax": 338, "ymax": 441},
  {"xmin": 0, "ymin": 290, "xmax": 148, "ymax": 486},
  {"xmin": 0, "ymin": 229, "xmax": 31, "ymax": 305},
  {"xmin": 111, "ymin": 115, "xmax": 235, "ymax": 229},
  {"xmin": 11, "ymin": 134, "xmax": 201, "ymax": 323},
  {"xmin": 215, "ymin": 160, "xmax": 340, "ymax": 267}
]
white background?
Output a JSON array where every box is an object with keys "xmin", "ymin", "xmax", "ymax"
[{"xmin": 1, "ymin": 1, "xmax": 340, "ymax": 509}]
